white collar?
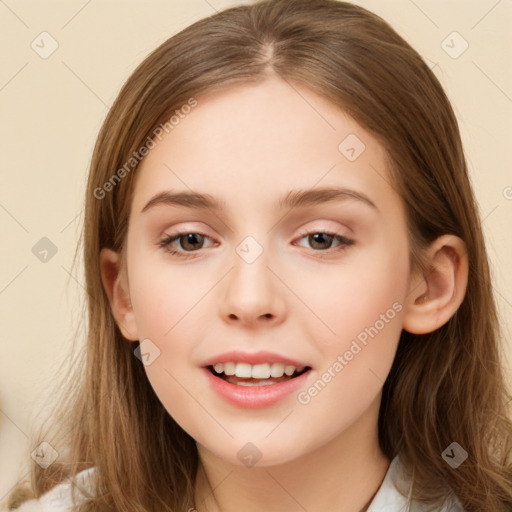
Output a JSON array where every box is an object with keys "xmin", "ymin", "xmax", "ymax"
[{"xmin": 367, "ymin": 454, "xmax": 465, "ymax": 511}]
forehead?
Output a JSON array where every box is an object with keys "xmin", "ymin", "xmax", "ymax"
[{"xmin": 130, "ymin": 77, "xmax": 398, "ymax": 217}]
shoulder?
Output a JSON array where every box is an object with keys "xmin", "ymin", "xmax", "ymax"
[
  {"xmin": 367, "ymin": 455, "xmax": 466, "ymax": 512},
  {"xmin": 10, "ymin": 467, "xmax": 97, "ymax": 512}
]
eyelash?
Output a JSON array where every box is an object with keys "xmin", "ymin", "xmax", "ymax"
[{"xmin": 158, "ymin": 229, "xmax": 355, "ymax": 260}]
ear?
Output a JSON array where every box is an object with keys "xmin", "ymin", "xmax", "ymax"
[
  {"xmin": 402, "ymin": 234, "xmax": 468, "ymax": 334},
  {"xmin": 99, "ymin": 248, "xmax": 139, "ymax": 341}
]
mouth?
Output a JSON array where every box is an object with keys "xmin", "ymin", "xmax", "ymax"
[{"xmin": 206, "ymin": 362, "xmax": 312, "ymax": 387}]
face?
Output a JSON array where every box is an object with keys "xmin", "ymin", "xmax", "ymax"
[{"xmin": 121, "ymin": 76, "xmax": 412, "ymax": 467}]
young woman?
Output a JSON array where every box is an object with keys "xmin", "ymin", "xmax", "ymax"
[{"xmin": 6, "ymin": 0, "xmax": 512, "ymax": 511}]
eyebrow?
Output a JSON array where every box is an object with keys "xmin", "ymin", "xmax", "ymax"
[{"xmin": 140, "ymin": 187, "xmax": 379, "ymax": 214}]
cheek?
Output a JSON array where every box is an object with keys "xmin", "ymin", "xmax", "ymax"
[
  {"xmin": 141, "ymin": 355, "xmax": 206, "ymax": 441},
  {"xmin": 128, "ymin": 251, "xmax": 209, "ymax": 339},
  {"xmin": 295, "ymin": 237, "xmax": 409, "ymax": 345},
  {"xmin": 127, "ymin": 258, "xmax": 206, "ymax": 433},
  {"xmin": 292, "ymin": 273, "xmax": 406, "ymax": 451},
  {"xmin": 290, "ymin": 235, "xmax": 408, "ymax": 420}
]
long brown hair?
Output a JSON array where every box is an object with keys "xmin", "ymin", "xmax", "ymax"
[{"xmin": 7, "ymin": 0, "xmax": 512, "ymax": 510}]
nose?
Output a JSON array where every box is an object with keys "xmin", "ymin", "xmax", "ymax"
[{"xmin": 218, "ymin": 248, "xmax": 287, "ymax": 327}]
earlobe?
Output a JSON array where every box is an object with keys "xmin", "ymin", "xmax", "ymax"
[
  {"xmin": 99, "ymin": 248, "xmax": 139, "ymax": 341},
  {"xmin": 402, "ymin": 235, "xmax": 469, "ymax": 335}
]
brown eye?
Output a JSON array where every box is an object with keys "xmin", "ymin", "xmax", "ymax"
[
  {"xmin": 175, "ymin": 233, "xmax": 206, "ymax": 251},
  {"xmin": 296, "ymin": 231, "xmax": 354, "ymax": 253},
  {"xmin": 308, "ymin": 232, "xmax": 335, "ymax": 250},
  {"xmin": 159, "ymin": 231, "xmax": 215, "ymax": 258}
]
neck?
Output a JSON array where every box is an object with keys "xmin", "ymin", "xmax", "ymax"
[{"xmin": 194, "ymin": 394, "xmax": 390, "ymax": 512}]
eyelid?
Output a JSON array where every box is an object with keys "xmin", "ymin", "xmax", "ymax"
[
  {"xmin": 295, "ymin": 223, "xmax": 352, "ymax": 239},
  {"xmin": 293, "ymin": 227, "xmax": 355, "ymax": 257},
  {"xmin": 159, "ymin": 221, "xmax": 351, "ymax": 244},
  {"xmin": 159, "ymin": 229, "xmax": 216, "ymax": 251},
  {"xmin": 158, "ymin": 224, "xmax": 355, "ymax": 260}
]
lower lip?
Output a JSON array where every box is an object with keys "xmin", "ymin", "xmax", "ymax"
[{"xmin": 202, "ymin": 368, "xmax": 312, "ymax": 409}]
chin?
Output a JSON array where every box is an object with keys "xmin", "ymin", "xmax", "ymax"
[{"xmin": 197, "ymin": 433, "xmax": 320, "ymax": 469}]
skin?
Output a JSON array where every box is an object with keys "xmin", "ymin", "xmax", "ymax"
[{"xmin": 100, "ymin": 76, "xmax": 469, "ymax": 512}]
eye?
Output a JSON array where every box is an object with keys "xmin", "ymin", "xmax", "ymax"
[
  {"xmin": 159, "ymin": 231, "xmax": 215, "ymax": 259},
  {"xmin": 158, "ymin": 229, "xmax": 355, "ymax": 260},
  {"xmin": 294, "ymin": 230, "xmax": 354, "ymax": 257}
]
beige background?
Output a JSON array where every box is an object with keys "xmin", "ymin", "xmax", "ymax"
[{"xmin": 1, "ymin": 0, "xmax": 511, "ymax": 502}]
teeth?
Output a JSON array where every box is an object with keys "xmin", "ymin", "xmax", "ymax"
[
  {"xmin": 224, "ymin": 362, "xmax": 236, "ymax": 375},
  {"xmin": 235, "ymin": 362, "xmax": 252, "ymax": 378},
  {"xmin": 270, "ymin": 363, "xmax": 285, "ymax": 378},
  {"xmin": 251, "ymin": 363, "xmax": 271, "ymax": 379},
  {"xmin": 236, "ymin": 379, "xmax": 276, "ymax": 386},
  {"xmin": 284, "ymin": 365, "xmax": 295, "ymax": 376},
  {"xmin": 211, "ymin": 362, "xmax": 306, "ymax": 379}
]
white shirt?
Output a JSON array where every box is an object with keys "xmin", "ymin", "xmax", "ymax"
[
  {"xmin": 366, "ymin": 454, "xmax": 465, "ymax": 511},
  {"xmin": 10, "ymin": 454, "xmax": 465, "ymax": 511}
]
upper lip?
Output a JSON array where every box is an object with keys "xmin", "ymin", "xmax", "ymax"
[{"xmin": 201, "ymin": 350, "xmax": 310, "ymax": 368}]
